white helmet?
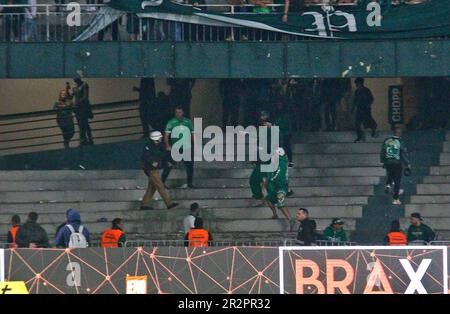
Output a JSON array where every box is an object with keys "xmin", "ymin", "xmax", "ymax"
[
  {"xmin": 275, "ymin": 147, "xmax": 285, "ymax": 156},
  {"xmin": 150, "ymin": 131, "xmax": 163, "ymax": 141}
]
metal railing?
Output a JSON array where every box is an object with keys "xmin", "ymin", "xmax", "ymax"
[
  {"xmin": 0, "ymin": 0, "xmax": 432, "ymax": 43},
  {"xmin": 0, "ymin": 99, "xmax": 142, "ymax": 155},
  {"xmin": 2, "ymin": 239, "xmax": 448, "ymax": 248}
]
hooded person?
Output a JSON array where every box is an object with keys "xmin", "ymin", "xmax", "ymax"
[
  {"xmin": 55, "ymin": 209, "xmax": 90, "ymax": 248},
  {"xmin": 55, "ymin": 208, "xmax": 73, "ymax": 236}
]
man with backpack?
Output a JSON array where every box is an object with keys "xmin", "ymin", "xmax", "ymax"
[{"xmin": 55, "ymin": 209, "xmax": 90, "ymax": 248}]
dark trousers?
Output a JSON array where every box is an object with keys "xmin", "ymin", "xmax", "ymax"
[
  {"xmin": 222, "ymin": 103, "xmax": 240, "ymax": 128},
  {"xmin": 98, "ymin": 20, "xmax": 119, "ymax": 41},
  {"xmin": 57, "ymin": 116, "xmax": 75, "ymax": 147},
  {"xmin": 385, "ymin": 163, "xmax": 403, "ymax": 200},
  {"xmin": 139, "ymin": 104, "xmax": 152, "ymax": 137},
  {"xmin": 281, "ymin": 134, "xmax": 293, "ymax": 163},
  {"xmin": 3, "ymin": 8, "xmax": 24, "ymax": 42},
  {"xmin": 76, "ymin": 114, "xmax": 93, "ymax": 145},
  {"xmin": 355, "ymin": 109, "xmax": 377, "ymax": 140},
  {"xmin": 161, "ymin": 149, "xmax": 194, "ymax": 185},
  {"xmin": 324, "ymin": 101, "xmax": 337, "ymax": 130}
]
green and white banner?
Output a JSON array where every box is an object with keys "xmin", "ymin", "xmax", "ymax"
[{"xmin": 75, "ymin": 0, "xmax": 450, "ymax": 41}]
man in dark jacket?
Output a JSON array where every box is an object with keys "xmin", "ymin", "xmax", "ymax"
[
  {"xmin": 220, "ymin": 79, "xmax": 241, "ymax": 128},
  {"xmin": 140, "ymin": 131, "xmax": 179, "ymax": 210},
  {"xmin": 15, "ymin": 212, "xmax": 50, "ymax": 248},
  {"xmin": 133, "ymin": 78, "xmax": 156, "ymax": 138},
  {"xmin": 73, "ymin": 77, "xmax": 94, "ymax": 146},
  {"xmin": 352, "ymin": 78, "xmax": 378, "ymax": 142},
  {"xmin": 55, "ymin": 209, "xmax": 90, "ymax": 248},
  {"xmin": 407, "ymin": 213, "xmax": 436, "ymax": 244},
  {"xmin": 295, "ymin": 208, "xmax": 316, "ymax": 246}
]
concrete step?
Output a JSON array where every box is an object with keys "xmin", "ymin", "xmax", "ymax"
[
  {"xmin": 294, "ymin": 142, "xmax": 441, "ymax": 155},
  {"xmin": 405, "ymin": 204, "xmax": 450, "ymax": 217},
  {"xmin": 0, "ymin": 195, "xmax": 369, "ymax": 211},
  {"xmin": 399, "ymin": 217, "xmax": 450, "ymax": 231},
  {"xmin": 0, "ymin": 176, "xmax": 381, "ymax": 191},
  {"xmin": 422, "ymin": 176, "xmax": 450, "ymax": 184},
  {"xmin": 0, "ymin": 167, "xmax": 386, "ymax": 179},
  {"xmin": 443, "ymin": 142, "xmax": 450, "ymax": 152},
  {"xmin": 293, "ymin": 143, "xmax": 381, "ymax": 154},
  {"xmin": 0, "ymin": 185, "xmax": 374, "ymax": 202},
  {"xmin": 416, "ymin": 183, "xmax": 450, "ymax": 194},
  {"xmin": 0, "ymin": 206, "xmax": 362, "ymax": 224},
  {"xmin": 430, "ymin": 166, "xmax": 450, "ymax": 175},
  {"xmin": 439, "ymin": 154, "xmax": 450, "ymax": 165},
  {"xmin": 293, "ymin": 131, "xmax": 389, "ymax": 143},
  {"xmin": 409, "ymin": 195, "xmax": 450, "ymax": 204}
]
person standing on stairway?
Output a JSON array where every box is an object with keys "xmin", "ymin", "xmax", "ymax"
[
  {"xmin": 133, "ymin": 78, "xmax": 156, "ymax": 139},
  {"xmin": 352, "ymin": 78, "xmax": 379, "ymax": 142},
  {"xmin": 73, "ymin": 77, "xmax": 94, "ymax": 146},
  {"xmin": 162, "ymin": 106, "xmax": 195, "ymax": 189},
  {"xmin": 140, "ymin": 131, "xmax": 179, "ymax": 210},
  {"xmin": 380, "ymin": 127, "xmax": 411, "ymax": 205}
]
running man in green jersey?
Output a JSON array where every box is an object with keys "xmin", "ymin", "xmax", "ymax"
[
  {"xmin": 265, "ymin": 148, "xmax": 296, "ymax": 231},
  {"xmin": 380, "ymin": 127, "xmax": 411, "ymax": 205}
]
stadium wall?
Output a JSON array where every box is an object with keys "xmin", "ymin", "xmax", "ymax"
[
  {"xmin": 0, "ymin": 41, "xmax": 449, "ymax": 79},
  {"xmin": 0, "ymin": 246, "xmax": 448, "ymax": 294}
]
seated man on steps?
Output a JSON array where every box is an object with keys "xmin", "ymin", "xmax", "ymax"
[{"xmin": 140, "ymin": 131, "xmax": 179, "ymax": 210}]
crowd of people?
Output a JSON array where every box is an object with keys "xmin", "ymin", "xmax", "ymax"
[
  {"xmin": 52, "ymin": 76, "xmax": 382, "ymax": 149},
  {"xmin": 0, "ymin": 0, "xmax": 430, "ymax": 42},
  {"xmin": 16, "ymin": 75, "xmax": 432, "ymax": 247},
  {"xmin": 5, "ymin": 207, "xmax": 436, "ymax": 248}
]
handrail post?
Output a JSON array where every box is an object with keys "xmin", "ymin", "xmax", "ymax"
[{"xmin": 46, "ymin": 4, "xmax": 50, "ymax": 41}]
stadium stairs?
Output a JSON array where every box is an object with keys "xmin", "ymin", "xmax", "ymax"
[{"xmin": 0, "ymin": 130, "xmax": 448, "ymax": 244}]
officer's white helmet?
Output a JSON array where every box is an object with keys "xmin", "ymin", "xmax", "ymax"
[{"xmin": 150, "ymin": 131, "xmax": 163, "ymax": 141}]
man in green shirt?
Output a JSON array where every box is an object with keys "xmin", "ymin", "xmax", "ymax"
[
  {"xmin": 265, "ymin": 148, "xmax": 296, "ymax": 231},
  {"xmin": 407, "ymin": 212, "xmax": 436, "ymax": 244},
  {"xmin": 162, "ymin": 106, "xmax": 195, "ymax": 188},
  {"xmin": 250, "ymin": 110, "xmax": 277, "ymax": 207},
  {"xmin": 380, "ymin": 127, "xmax": 411, "ymax": 205},
  {"xmin": 322, "ymin": 218, "xmax": 348, "ymax": 243}
]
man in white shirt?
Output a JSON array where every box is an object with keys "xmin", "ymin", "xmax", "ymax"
[
  {"xmin": 183, "ymin": 203, "xmax": 200, "ymax": 234},
  {"xmin": 23, "ymin": 0, "xmax": 37, "ymax": 41}
]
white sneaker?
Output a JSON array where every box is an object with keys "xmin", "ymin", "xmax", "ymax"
[
  {"xmin": 178, "ymin": 184, "xmax": 188, "ymax": 189},
  {"xmin": 392, "ymin": 199, "xmax": 401, "ymax": 205},
  {"xmin": 384, "ymin": 184, "xmax": 391, "ymax": 194}
]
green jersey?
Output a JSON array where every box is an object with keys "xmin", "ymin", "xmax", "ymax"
[
  {"xmin": 269, "ymin": 154, "xmax": 289, "ymax": 186},
  {"xmin": 266, "ymin": 154, "xmax": 289, "ymax": 208},
  {"xmin": 165, "ymin": 117, "xmax": 194, "ymax": 148},
  {"xmin": 323, "ymin": 226, "xmax": 347, "ymax": 242},
  {"xmin": 380, "ymin": 136, "xmax": 410, "ymax": 165}
]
